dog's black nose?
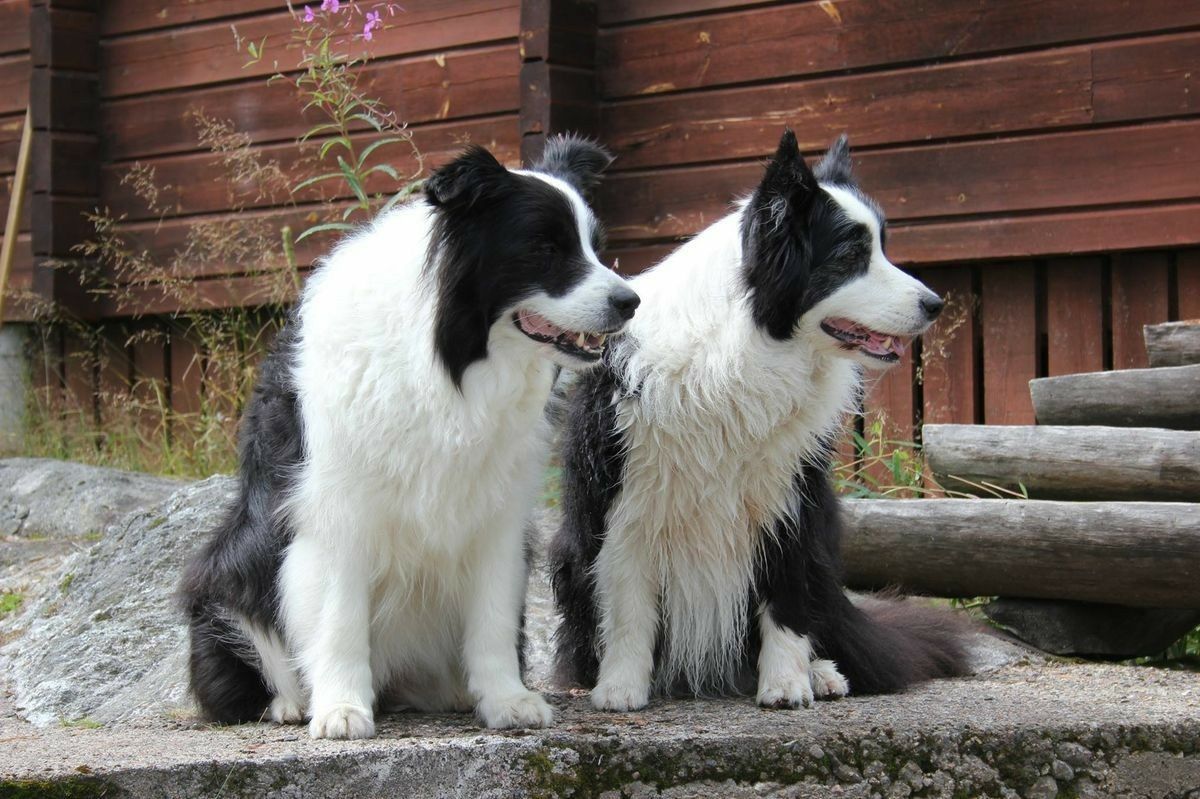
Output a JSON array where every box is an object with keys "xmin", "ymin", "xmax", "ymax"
[
  {"xmin": 609, "ymin": 286, "xmax": 641, "ymax": 320},
  {"xmin": 920, "ymin": 293, "xmax": 945, "ymax": 320}
]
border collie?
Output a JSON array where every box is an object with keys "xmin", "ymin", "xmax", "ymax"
[
  {"xmin": 182, "ymin": 136, "xmax": 639, "ymax": 739},
  {"xmin": 551, "ymin": 130, "xmax": 968, "ymax": 711}
]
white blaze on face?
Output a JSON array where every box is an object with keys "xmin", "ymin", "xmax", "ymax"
[
  {"xmin": 513, "ymin": 171, "xmax": 633, "ymax": 335},
  {"xmin": 807, "ymin": 184, "xmax": 940, "ymax": 355}
]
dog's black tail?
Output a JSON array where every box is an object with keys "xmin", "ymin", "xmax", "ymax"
[
  {"xmin": 815, "ymin": 592, "xmax": 972, "ymax": 695},
  {"xmin": 185, "ymin": 608, "xmax": 273, "ymax": 723}
]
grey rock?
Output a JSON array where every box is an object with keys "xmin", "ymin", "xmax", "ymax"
[
  {"xmin": 1024, "ymin": 776, "xmax": 1057, "ymax": 799},
  {"xmin": 0, "ymin": 457, "xmax": 182, "ymax": 540},
  {"xmin": 2, "ymin": 476, "xmax": 234, "ymax": 725}
]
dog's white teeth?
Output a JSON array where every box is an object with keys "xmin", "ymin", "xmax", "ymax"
[
  {"xmin": 576, "ymin": 333, "xmax": 587, "ymax": 348},
  {"xmin": 597, "ymin": 334, "xmax": 608, "ymax": 346}
]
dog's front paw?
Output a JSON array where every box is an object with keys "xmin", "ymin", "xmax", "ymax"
[
  {"xmin": 308, "ymin": 703, "xmax": 375, "ymax": 739},
  {"xmin": 591, "ymin": 679, "xmax": 650, "ymax": 712},
  {"xmin": 757, "ymin": 677, "xmax": 815, "ymax": 709},
  {"xmin": 809, "ymin": 659, "xmax": 849, "ymax": 699},
  {"xmin": 269, "ymin": 695, "xmax": 305, "ymax": 724},
  {"xmin": 477, "ymin": 690, "xmax": 554, "ymax": 729}
]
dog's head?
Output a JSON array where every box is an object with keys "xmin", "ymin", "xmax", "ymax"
[
  {"xmin": 425, "ymin": 135, "xmax": 639, "ymax": 386},
  {"xmin": 741, "ymin": 130, "xmax": 943, "ymax": 368}
]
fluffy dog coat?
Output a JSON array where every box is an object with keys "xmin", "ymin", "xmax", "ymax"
[
  {"xmin": 182, "ymin": 136, "xmax": 638, "ymax": 739},
  {"xmin": 551, "ymin": 131, "xmax": 969, "ymax": 711}
]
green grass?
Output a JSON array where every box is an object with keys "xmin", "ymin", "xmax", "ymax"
[{"xmin": 0, "ymin": 592, "xmax": 24, "ymax": 617}]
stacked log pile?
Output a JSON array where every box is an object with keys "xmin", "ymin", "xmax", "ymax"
[{"xmin": 842, "ymin": 321, "xmax": 1200, "ymax": 657}]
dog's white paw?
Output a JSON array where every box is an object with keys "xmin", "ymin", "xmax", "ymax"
[
  {"xmin": 591, "ymin": 679, "xmax": 650, "ymax": 712},
  {"xmin": 757, "ymin": 677, "xmax": 815, "ymax": 709},
  {"xmin": 269, "ymin": 695, "xmax": 305, "ymax": 724},
  {"xmin": 477, "ymin": 690, "xmax": 554, "ymax": 729},
  {"xmin": 308, "ymin": 703, "xmax": 375, "ymax": 740},
  {"xmin": 809, "ymin": 659, "xmax": 849, "ymax": 699}
]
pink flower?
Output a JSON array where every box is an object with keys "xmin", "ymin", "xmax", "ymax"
[
  {"xmin": 303, "ymin": 5, "xmax": 315, "ymax": 22},
  {"xmin": 362, "ymin": 9, "xmax": 382, "ymax": 39},
  {"xmin": 320, "ymin": 0, "xmax": 340, "ymax": 12}
]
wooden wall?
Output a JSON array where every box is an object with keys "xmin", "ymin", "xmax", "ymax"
[
  {"xmin": 587, "ymin": 0, "xmax": 1200, "ymax": 430},
  {"xmin": 5, "ymin": 0, "xmax": 1199, "ymax": 437},
  {"xmin": 0, "ymin": 0, "xmax": 30, "ymax": 298}
]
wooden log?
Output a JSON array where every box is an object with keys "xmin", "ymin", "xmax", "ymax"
[
  {"xmin": 1029, "ymin": 365, "xmax": 1200, "ymax": 430},
  {"xmin": 922, "ymin": 424, "xmax": 1200, "ymax": 501},
  {"xmin": 1145, "ymin": 322, "xmax": 1200, "ymax": 367},
  {"xmin": 840, "ymin": 498, "xmax": 1200, "ymax": 608}
]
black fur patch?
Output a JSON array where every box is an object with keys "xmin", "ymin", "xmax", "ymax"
[
  {"xmin": 180, "ymin": 322, "xmax": 303, "ymax": 723},
  {"xmin": 549, "ymin": 358, "xmax": 631, "ymax": 686},
  {"xmin": 741, "ymin": 129, "xmax": 880, "ymax": 340},
  {"xmin": 425, "ymin": 143, "xmax": 612, "ymax": 387}
]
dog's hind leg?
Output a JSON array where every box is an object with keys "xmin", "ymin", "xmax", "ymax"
[{"xmin": 239, "ymin": 619, "xmax": 306, "ymax": 724}]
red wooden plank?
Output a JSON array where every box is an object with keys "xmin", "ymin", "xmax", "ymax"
[
  {"xmin": 169, "ymin": 332, "xmax": 202, "ymax": 417},
  {"xmin": 1177, "ymin": 251, "xmax": 1200, "ymax": 321},
  {"xmin": 28, "ymin": 324, "xmax": 64, "ymax": 414},
  {"xmin": 101, "ymin": 45, "xmax": 520, "ymax": 161},
  {"xmin": 890, "ymin": 203, "xmax": 1200, "ymax": 266},
  {"xmin": 1045, "ymin": 257, "xmax": 1104, "ymax": 377},
  {"xmin": 96, "ymin": 324, "xmax": 132, "ymax": 426},
  {"xmin": 918, "ymin": 267, "xmax": 977, "ymax": 426},
  {"xmin": 598, "ymin": 0, "xmax": 769, "ymax": 26},
  {"xmin": 1111, "ymin": 252, "xmax": 1170, "ymax": 370},
  {"xmin": 0, "ymin": 0, "xmax": 30, "ymax": 56},
  {"xmin": 101, "ymin": 0, "xmax": 281, "ymax": 36},
  {"xmin": 605, "ymin": 31, "xmax": 1200, "ymax": 171},
  {"xmin": 600, "ymin": 121, "xmax": 1200, "ymax": 241},
  {"xmin": 980, "ymin": 263, "xmax": 1037, "ymax": 425},
  {"xmin": 0, "ymin": 54, "xmax": 30, "ymax": 116},
  {"xmin": 102, "ymin": 115, "xmax": 520, "ymax": 221},
  {"xmin": 100, "ymin": 0, "xmax": 519, "ymax": 99},
  {"xmin": 598, "ymin": 0, "xmax": 1200, "ymax": 98},
  {"xmin": 61, "ymin": 329, "xmax": 95, "ymax": 417},
  {"xmin": 863, "ymin": 345, "xmax": 916, "ymax": 443}
]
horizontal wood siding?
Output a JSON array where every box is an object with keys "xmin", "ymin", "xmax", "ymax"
[{"xmin": 594, "ymin": 0, "xmax": 1200, "ymax": 437}]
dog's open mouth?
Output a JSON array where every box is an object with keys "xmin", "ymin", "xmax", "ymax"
[
  {"xmin": 821, "ymin": 317, "xmax": 908, "ymax": 362},
  {"xmin": 513, "ymin": 310, "xmax": 611, "ymax": 361}
]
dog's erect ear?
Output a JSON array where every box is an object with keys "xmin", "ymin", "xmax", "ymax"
[
  {"xmin": 426, "ymin": 145, "xmax": 511, "ymax": 210},
  {"xmin": 813, "ymin": 134, "xmax": 853, "ymax": 185},
  {"xmin": 740, "ymin": 128, "xmax": 818, "ymax": 340},
  {"xmin": 534, "ymin": 134, "xmax": 615, "ymax": 199}
]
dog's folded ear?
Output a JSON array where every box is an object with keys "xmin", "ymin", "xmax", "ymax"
[
  {"xmin": 813, "ymin": 134, "xmax": 853, "ymax": 185},
  {"xmin": 426, "ymin": 145, "xmax": 512, "ymax": 210},
  {"xmin": 534, "ymin": 134, "xmax": 615, "ymax": 199}
]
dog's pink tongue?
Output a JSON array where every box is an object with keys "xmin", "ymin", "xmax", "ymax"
[{"xmin": 519, "ymin": 311, "xmax": 562, "ymax": 337}]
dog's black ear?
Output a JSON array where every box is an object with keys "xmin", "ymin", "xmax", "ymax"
[
  {"xmin": 426, "ymin": 145, "xmax": 511, "ymax": 210},
  {"xmin": 534, "ymin": 134, "xmax": 615, "ymax": 199},
  {"xmin": 741, "ymin": 128, "xmax": 818, "ymax": 340},
  {"xmin": 813, "ymin": 134, "xmax": 853, "ymax": 185}
]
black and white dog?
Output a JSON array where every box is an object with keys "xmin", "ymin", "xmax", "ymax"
[
  {"xmin": 551, "ymin": 130, "xmax": 968, "ymax": 711},
  {"xmin": 182, "ymin": 136, "xmax": 639, "ymax": 739}
]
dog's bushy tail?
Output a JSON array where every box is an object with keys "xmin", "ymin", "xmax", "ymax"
[{"xmin": 818, "ymin": 593, "xmax": 972, "ymax": 695}]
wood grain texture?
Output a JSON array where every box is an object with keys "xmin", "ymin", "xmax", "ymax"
[
  {"xmin": 1177, "ymin": 251, "xmax": 1200, "ymax": 321},
  {"xmin": 923, "ymin": 424, "xmax": 1200, "ymax": 502},
  {"xmin": 0, "ymin": 0, "xmax": 30, "ymax": 56},
  {"xmin": 1030, "ymin": 364, "xmax": 1200, "ymax": 429},
  {"xmin": 99, "ymin": 0, "xmax": 519, "ymax": 98},
  {"xmin": 604, "ymin": 33, "xmax": 1200, "ymax": 170},
  {"xmin": 1045, "ymin": 258, "xmax": 1104, "ymax": 377},
  {"xmin": 841, "ymin": 498, "xmax": 1200, "ymax": 608},
  {"xmin": 980, "ymin": 263, "xmax": 1037, "ymax": 425},
  {"xmin": 101, "ymin": 45, "xmax": 520, "ymax": 161},
  {"xmin": 918, "ymin": 268, "xmax": 978, "ymax": 425},
  {"xmin": 598, "ymin": 0, "xmax": 1200, "ymax": 98},
  {"xmin": 1144, "ymin": 322, "xmax": 1200, "ymax": 367},
  {"xmin": 100, "ymin": 0, "xmax": 282, "ymax": 36},
  {"xmin": 1112, "ymin": 252, "xmax": 1170, "ymax": 370}
]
